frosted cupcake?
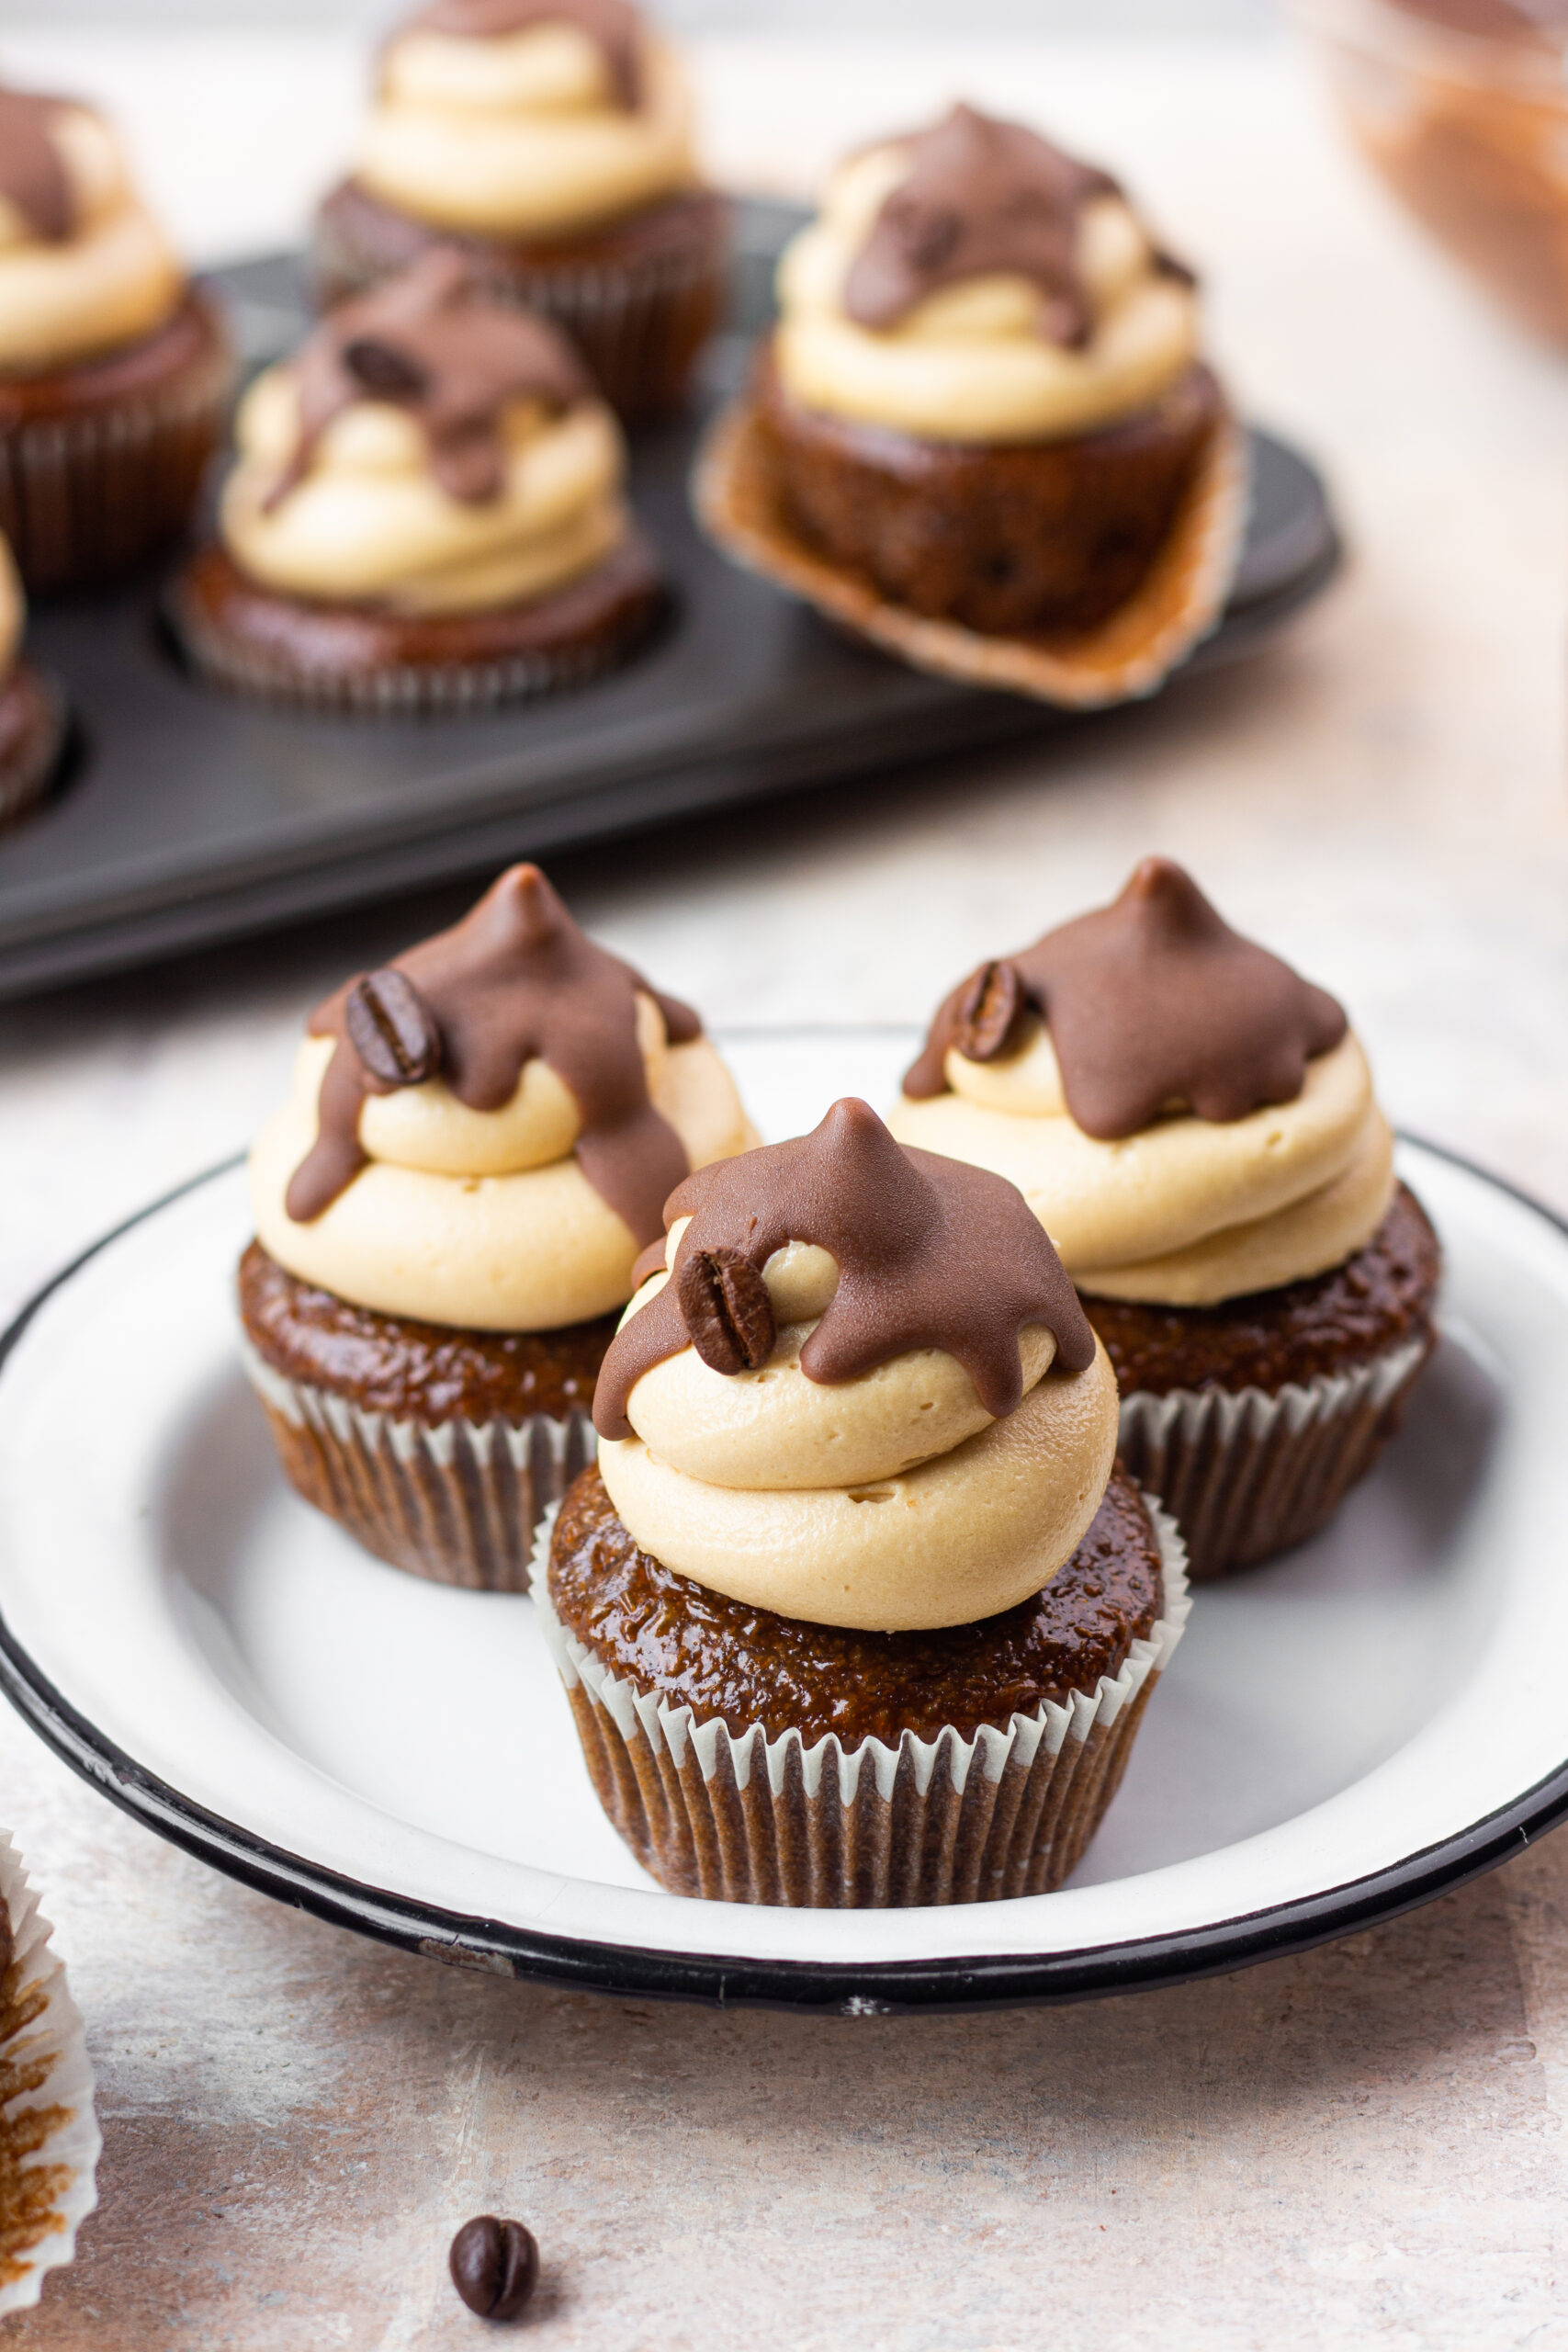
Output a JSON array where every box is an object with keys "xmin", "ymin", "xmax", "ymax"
[
  {"xmin": 242, "ymin": 861, "xmax": 754, "ymax": 1589},
  {"xmin": 0, "ymin": 80, "xmax": 232, "ymax": 590},
  {"xmin": 0, "ymin": 534, "xmax": 63, "ymax": 832},
  {"xmin": 313, "ymin": 0, "xmax": 727, "ymax": 419},
  {"xmin": 890, "ymin": 860, "xmax": 1441, "ymax": 1579},
  {"xmin": 170, "ymin": 250, "xmax": 662, "ymax": 712},
  {"xmin": 697, "ymin": 104, "xmax": 1246, "ymax": 707},
  {"xmin": 540, "ymin": 1099, "xmax": 1189, "ymax": 1906}
]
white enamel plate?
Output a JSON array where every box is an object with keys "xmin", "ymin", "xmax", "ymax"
[{"xmin": 0, "ymin": 1031, "xmax": 1559, "ymax": 2012}]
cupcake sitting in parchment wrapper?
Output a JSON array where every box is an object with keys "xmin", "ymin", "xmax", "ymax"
[
  {"xmin": 696, "ymin": 103, "xmax": 1247, "ymax": 708},
  {"xmin": 0, "ymin": 1834, "xmax": 98, "ymax": 2316},
  {"xmin": 242, "ymin": 862, "xmax": 754, "ymax": 1591},
  {"xmin": 539, "ymin": 1098, "xmax": 1189, "ymax": 1907},
  {"xmin": 889, "ymin": 859, "xmax": 1442, "ymax": 1580}
]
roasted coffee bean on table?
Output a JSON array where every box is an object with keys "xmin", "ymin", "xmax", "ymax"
[{"xmin": 448, "ymin": 2216, "xmax": 539, "ymax": 2322}]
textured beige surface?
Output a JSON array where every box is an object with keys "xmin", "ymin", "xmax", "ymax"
[{"xmin": 3, "ymin": 27, "xmax": 1568, "ymax": 2346}]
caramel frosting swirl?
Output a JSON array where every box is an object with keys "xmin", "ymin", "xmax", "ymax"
[
  {"xmin": 251, "ymin": 865, "xmax": 753, "ymax": 1331},
  {"xmin": 889, "ymin": 861, "xmax": 1394, "ymax": 1306},
  {"xmin": 355, "ymin": 0, "xmax": 699, "ymax": 238},
  {"xmin": 593, "ymin": 1100, "xmax": 1118, "ymax": 1633},
  {"xmin": 0, "ymin": 86, "xmax": 183, "ymax": 373},
  {"xmin": 773, "ymin": 105, "xmax": 1201, "ymax": 446}
]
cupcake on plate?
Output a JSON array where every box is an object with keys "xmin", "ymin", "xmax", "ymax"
[
  {"xmin": 539, "ymin": 1097, "xmax": 1190, "ymax": 1906},
  {"xmin": 889, "ymin": 858, "xmax": 1442, "ymax": 1581},
  {"xmin": 696, "ymin": 104, "xmax": 1247, "ymax": 708},
  {"xmin": 241, "ymin": 860, "xmax": 755, "ymax": 1590},
  {"xmin": 0, "ymin": 79, "xmax": 232, "ymax": 591},
  {"xmin": 170, "ymin": 250, "xmax": 663, "ymax": 713},
  {"xmin": 313, "ymin": 0, "xmax": 727, "ymax": 420},
  {"xmin": 0, "ymin": 533, "xmax": 64, "ymax": 833}
]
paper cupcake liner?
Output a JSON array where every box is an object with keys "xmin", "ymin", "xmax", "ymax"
[
  {"xmin": 242, "ymin": 1340, "xmax": 595, "ymax": 1592},
  {"xmin": 693, "ymin": 394, "xmax": 1251, "ymax": 710},
  {"xmin": 0, "ymin": 1834, "xmax": 99, "ymax": 2318},
  {"xmin": 1114, "ymin": 1333, "xmax": 1433, "ymax": 1583},
  {"xmin": 535, "ymin": 1498, "xmax": 1190, "ymax": 1907}
]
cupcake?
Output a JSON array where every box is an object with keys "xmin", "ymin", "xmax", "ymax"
[
  {"xmin": 312, "ymin": 0, "xmax": 727, "ymax": 421},
  {"xmin": 241, "ymin": 860, "xmax": 755, "ymax": 1590},
  {"xmin": 889, "ymin": 859, "xmax": 1442, "ymax": 1581},
  {"xmin": 538, "ymin": 1098, "xmax": 1189, "ymax": 1906},
  {"xmin": 696, "ymin": 104, "xmax": 1247, "ymax": 707},
  {"xmin": 0, "ymin": 535, "xmax": 64, "ymax": 832},
  {"xmin": 169, "ymin": 250, "xmax": 664, "ymax": 713},
  {"xmin": 0, "ymin": 80, "xmax": 232, "ymax": 591}
]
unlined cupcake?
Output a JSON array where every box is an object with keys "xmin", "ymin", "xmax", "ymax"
[
  {"xmin": 0, "ymin": 80, "xmax": 232, "ymax": 591},
  {"xmin": 170, "ymin": 250, "xmax": 664, "ymax": 713},
  {"xmin": 241, "ymin": 860, "xmax": 755, "ymax": 1590},
  {"xmin": 540, "ymin": 1098, "xmax": 1189, "ymax": 1907},
  {"xmin": 889, "ymin": 859, "xmax": 1441, "ymax": 1580},
  {"xmin": 313, "ymin": 0, "xmax": 727, "ymax": 420},
  {"xmin": 0, "ymin": 535, "xmax": 64, "ymax": 833},
  {"xmin": 697, "ymin": 104, "xmax": 1247, "ymax": 707}
]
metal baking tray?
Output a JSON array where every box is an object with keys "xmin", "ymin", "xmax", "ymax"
[{"xmin": 0, "ymin": 199, "xmax": 1338, "ymax": 1003}]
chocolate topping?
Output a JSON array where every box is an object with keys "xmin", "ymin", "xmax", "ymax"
[
  {"xmin": 267, "ymin": 249, "xmax": 593, "ymax": 512},
  {"xmin": 592, "ymin": 1096, "xmax": 1095, "ymax": 1441},
  {"xmin": 903, "ymin": 858, "xmax": 1348, "ymax": 1141},
  {"xmin": 285, "ymin": 862, "xmax": 701, "ymax": 1242},
  {"xmin": 843, "ymin": 104, "xmax": 1122, "ymax": 347},
  {"xmin": 400, "ymin": 0, "xmax": 643, "ymax": 106},
  {"xmin": 0, "ymin": 87, "xmax": 74, "ymax": 244}
]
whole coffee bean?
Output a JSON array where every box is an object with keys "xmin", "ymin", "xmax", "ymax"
[
  {"xmin": 677, "ymin": 1244, "xmax": 776, "ymax": 1374},
  {"xmin": 953, "ymin": 958, "xmax": 1022, "ymax": 1063},
  {"xmin": 341, "ymin": 335, "xmax": 431, "ymax": 402},
  {"xmin": 449, "ymin": 2216, "xmax": 538, "ymax": 2322},
  {"xmin": 344, "ymin": 968, "xmax": 443, "ymax": 1087}
]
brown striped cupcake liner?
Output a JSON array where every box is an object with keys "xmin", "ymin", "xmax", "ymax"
[{"xmin": 0, "ymin": 1835, "xmax": 98, "ymax": 2318}]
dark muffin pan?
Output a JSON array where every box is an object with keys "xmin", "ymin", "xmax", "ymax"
[{"xmin": 0, "ymin": 199, "xmax": 1339, "ymax": 1003}]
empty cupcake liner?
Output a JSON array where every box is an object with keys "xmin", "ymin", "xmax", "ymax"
[
  {"xmin": 694, "ymin": 393, "xmax": 1251, "ymax": 709},
  {"xmin": 1114, "ymin": 1332, "xmax": 1433, "ymax": 1582},
  {"xmin": 535, "ymin": 1498, "xmax": 1190, "ymax": 1907},
  {"xmin": 0, "ymin": 1834, "xmax": 99, "ymax": 2318},
  {"xmin": 242, "ymin": 1340, "xmax": 595, "ymax": 1592}
]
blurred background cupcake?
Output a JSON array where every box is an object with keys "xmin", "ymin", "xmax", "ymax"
[
  {"xmin": 312, "ymin": 0, "xmax": 728, "ymax": 420},
  {"xmin": 0, "ymin": 533, "xmax": 64, "ymax": 833}
]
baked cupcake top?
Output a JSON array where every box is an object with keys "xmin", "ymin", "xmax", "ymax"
[
  {"xmin": 353, "ymin": 0, "xmax": 700, "ymax": 240},
  {"xmin": 592, "ymin": 1097, "xmax": 1117, "ymax": 1631},
  {"xmin": 221, "ymin": 251, "xmax": 629, "ymax": 613},
  {"xmin": 250, "ymin": 863, "xmax": 753, "ymax": 1330},
  {"xmin": 888, "ymin": 858, "xmax": 1394, "ymax": 1307},
  {"xmin": 773, "ymin": 103, "xmax": 1201, "ymax": 445},
  {"xmin": 0, "ymin": 82, "xmax": 183, "ymax": 374}
]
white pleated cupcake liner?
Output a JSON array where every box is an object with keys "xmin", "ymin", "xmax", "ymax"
[
  {"xmin": 242, "ymin": 1340, "xmax": 594, "ymax": 1593},
  {"xmin": 534, "ymin": 1496, "xmax": 1190, "ymax": 1906},
  {"xmin": 1115, "ymin": 1332, "xmax": 1432, "ymax": 1581},
  {"xmin": 0, "ymin": 1834, "xmax": 98, "ymax": 2318}
]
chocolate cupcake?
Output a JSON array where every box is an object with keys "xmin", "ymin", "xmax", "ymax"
[
  {"xmin": 696, "ymin": 105, "xmax": 1247, "ymax": 707},
  {"xmin": 538, "ymin": 1099, "xmax": 1189, "ymax": 1906},
  {"xmin": 312, "ymin": 0, "xmax": 727, "ymax": 420},
  {"xmin": 242, "ymin": 861, "xmax": 756, "ymax": 1590},
  {"xmin": 889, "ymin": 859, "xmax": 1442, "ymax": 1580},
  {"xmin": 170, "ymin": 251, "xmax": 664, "ymax": 713},
  {"xmin": 0, "ymin": 535, "xmax": 64, "ymax": 832},
  {"xmin": 0, "ymin": 82, "xmax": 232, "ymax": 592}
]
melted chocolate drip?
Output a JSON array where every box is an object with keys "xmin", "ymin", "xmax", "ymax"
[
  {"xmin": 286, "ymin": 863, "xmax": 701, "ymax": 1244},
  {"xmin": 0, "ymin": 87, "xmax": 74, "ymax": 243},
  {"xmin": 843, "ymin": 104, "xmax": 1122, "ymax": 347},
  {"xmin": 593, "ymin": 1096, "xmax": 1094, "ymax": 1441},
  {"xmin": 400, "ymin": 0, "xmax": 643, "ymax": 106},
  {"xmin": 903, "ymin": 857, "xmax": 1348, "ymax": 1141},
  {"xmin": 266, "ymin": 249, "xmax": 592, "ymax": 514}
]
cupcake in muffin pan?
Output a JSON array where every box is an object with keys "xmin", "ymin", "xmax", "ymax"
[
  {"xmin": 889, "ymin": 859, "xmax": 1441, "ymax": 1581},
  {"xmin": 696, "ymin": 103, "xmax": 1247, "ymax": 707},
  {"xmin": 240, "ymin": 860, "xmax": 755, "ymax": 1591},
  {"xmin": 0, "ymin": 80, "xmax": 233, "ymax": 592},
  {"xmin": 0, "ymin": 534, "xmax": 64, "ymax": 833},
  {"xmin": 312, "ymin": 0, "xmax": 728, "ymax": 421},
  {"xmin": 539, "ymin": 1097, "xmax": 1189, "ymax": 1907},
  {"xmin": 169, "ymin": 250, "xmax": 665, "ymax": 713}
]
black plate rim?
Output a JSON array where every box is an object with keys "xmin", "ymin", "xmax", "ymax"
[{"xmin": 0, "ymin": 1126, "xmax": 1544, "ymax": 2018}]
